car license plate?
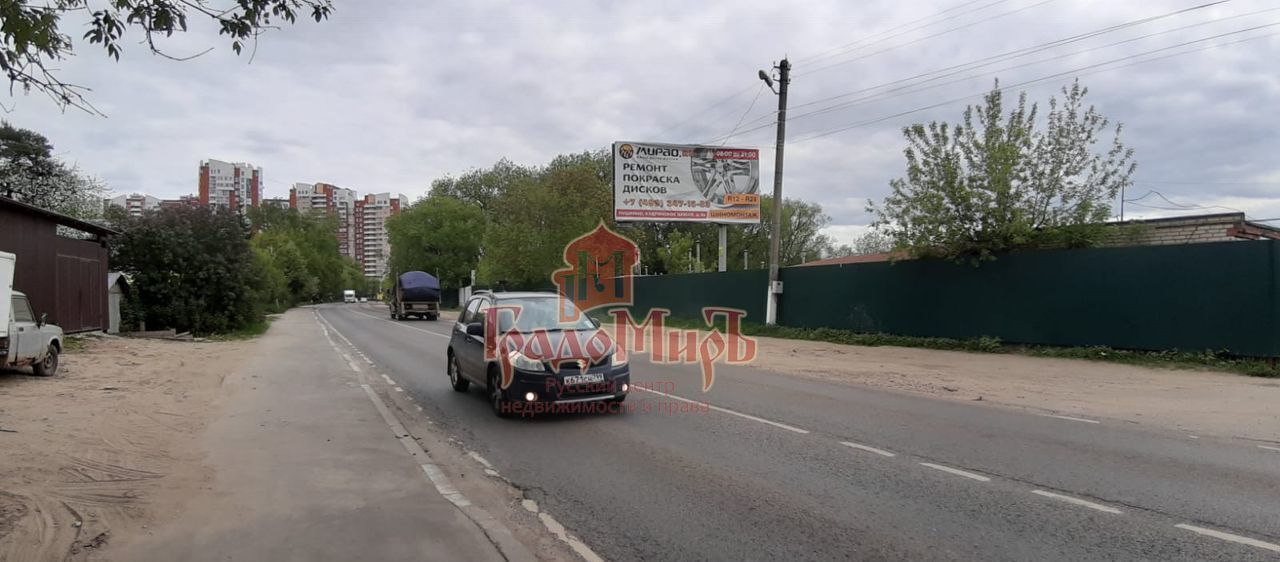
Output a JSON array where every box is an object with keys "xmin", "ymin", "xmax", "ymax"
[{"xmin": 563, "ymin": 373, "xmax": 604, "ymax": 386}]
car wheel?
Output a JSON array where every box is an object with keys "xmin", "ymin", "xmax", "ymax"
[
  {"xmin": 488, "ymin": 371, "xmax": 512, "ymax": 418},
  {"xmin": 448, "ymin": 352, "xmax": 469, "ymax": 392},
  {"xmin": 33, "ymin": 344, "xmax": 59, "ymax": 377}
]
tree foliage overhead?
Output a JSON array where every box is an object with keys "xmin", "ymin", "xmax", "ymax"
[
  {"xmin": 386, "ymin": 194, "xmax": 484, "ymax": 291},
  {"xmin": 870, "ymin": 80, "xmax": 1136, "ymax": 262},
  {"xmin": 0, "ymin": 120, "xmax": 107, "ymax": 219},
  {"xmin": 1, "ymin": 0, "xmax": 333, "ymax": 112}
]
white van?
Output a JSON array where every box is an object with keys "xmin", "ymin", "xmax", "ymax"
[{"xmin": 343, "ymin": 289, "xmax": 357, "ymax": 304}]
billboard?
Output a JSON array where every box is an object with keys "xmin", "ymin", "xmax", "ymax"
[{"xmin": 613, "ymin": 141, "xmax": 761, "ymax": 223}]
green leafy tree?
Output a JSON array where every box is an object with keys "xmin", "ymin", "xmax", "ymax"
[
  {"xmin": 111, "ymin": 206, "xmax": 263, "ymax": 334},
  {"xmin": 1, "ymin": 0, "xmax": 332, "ymax": 112},
  {"xmin": 479, "ymin": 150, "xmax": 614, "ymax": 287},
  {"xmin": 248, "ymin": 205, "xmax": 359, "ymax": 303},
  {"xmin": 0, "ymin": 121, "xmax": 107, "ymax": 219},
  {"xmin": 386, "ymin": 194, "xmax": 484, "ymax": 290},
  {"xmin": 428, "ymin": 159, "xmax": 536, "ymax": 216},
  {"xmin": 870, "ymin": 80, "xmax": 1136, "ymax": 262}
]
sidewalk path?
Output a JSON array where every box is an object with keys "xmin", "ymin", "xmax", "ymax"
[{"xmin": 119, "ymin": 309, "xmax": 509, "ymax": 561}]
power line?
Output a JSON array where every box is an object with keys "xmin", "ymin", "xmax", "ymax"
[
  {"xmin": 714, "ymin": 83, "xmax": 768, "ymax": 146},
  {"xmin": 653, "ymin": 0, "xmax": 1019, "ymax": 141},
  {"xmin": 649, "ymin": 84, "xmax": 759, "ymax": 141},
  {"xmin": 791, "ymin": 1, "xmax": 1236, "ymax": 113},
  {"xmin": 796, "ymin": 0, "xmax": 1059, "ymax": 77},
  {"xmin": 797, "ymin": 0, "xmax": 1011, "ymax": 65},
  {"xmin": 725, "ymin": 3, "xmax": 1258, "ymax": 140},
  {"xmin": 782, "ymin": 24, "xmax": 1280, "ymax": 146}
]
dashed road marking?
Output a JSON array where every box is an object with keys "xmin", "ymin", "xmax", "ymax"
[
  {"xmin": 1175, "ymin": 524, "xmax": 1280, "ymax": 553},
  {"xmin": 634, "ymin": 387, "xmax": 809, "ymax": 434},
  {"xmin": 381, "ymin": 374, "xmax": 396, "ymax": 385},
  {"xmin": 841, "ymin": 441, "xmax": 896, "ymax": 457},
  {"xmin": 1040, "ymin": 414, "xmax": 1101, "ymax": 424},
  {"xmin": 1031, "ymin": 490, "xmax": 1122, "ymax": 514},
  {"xmin": 1257, "ymin": 445, "xmax": 1280, "ymax": 452},
  {"xmin": 919, "ymin": 462, "xmax": 991, "ymax": 482}
]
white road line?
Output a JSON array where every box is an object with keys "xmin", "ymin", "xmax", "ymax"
[
  {"xmin": 1031, "ymin": 490, "xmax": 1122, "ymax": 514},
  {"xmin": 919, "ymin": 462, "xmax": 991, "ymax": 482},
  {"xmin": 1174, "ymin": 524, "xmax": 1280, "ymax": 553},
  {"xmin": 348, "ymin": 308, "xmax": 451, "ymax": 339},
  {"xmin": 381, "ymin": 374, "xmax": 396, "ymax": 385},
  {"xmin": 634, "ymin": 387, "xmax": 810, "ymax": 434},
  {"xmin": 841, "ymin": 441, "xmax": 896, "ymax": 457},
  {"xmin": 1040, "ymin": 413, "xmax": 1101, "ymax": 424},
  {"xmin": 316, "ymin": 311, "xmax": 534, "ymax": 561},
  {"xmin": 1258, "ymin": 445, "xmax": 1280, "ymax": 452}
]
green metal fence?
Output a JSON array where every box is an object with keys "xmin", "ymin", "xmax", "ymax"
[{"xmin": 625, "ymin": 240, "xmax": 1280, "ymax": 357}]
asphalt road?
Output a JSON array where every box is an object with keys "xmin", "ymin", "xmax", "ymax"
[{"xmin": 317, "ymin": 303, "xmax": 1280, "ymax": 561}]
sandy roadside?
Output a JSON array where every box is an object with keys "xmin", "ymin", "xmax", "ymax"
[
  {"xmin": 0, "ymin": 335, "xmax": 253, "ymax": 562},
  {"xmin": 600, "ymin": 320, "xmax": 1280, "ymax": 442}
]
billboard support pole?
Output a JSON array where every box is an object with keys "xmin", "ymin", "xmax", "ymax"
[
  {"xmin": 718, "ymin": 225, "xmax": 727, "ymax": 272},
  {"xmin": 764, "ymin": 58, "xmax": 790, "ymax": 325}
]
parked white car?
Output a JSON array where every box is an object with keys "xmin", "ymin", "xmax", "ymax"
[{"xmin": 1, "ymin": 252, "xmax": 63, "ymax": 376}]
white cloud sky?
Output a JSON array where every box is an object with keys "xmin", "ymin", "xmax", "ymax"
[{"xmin": 9, "ymin": 0, "xmax": 1280, "ymax": 243}]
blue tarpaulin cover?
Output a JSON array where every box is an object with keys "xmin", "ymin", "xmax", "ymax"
[{"xmin": 398, "ymin": 271, "xmax": 441, "ymax": 301}]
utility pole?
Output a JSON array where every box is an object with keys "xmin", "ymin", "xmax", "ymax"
[{"xmin": 762, "ymin": 58, "xmax": 790, "ymax": 325}]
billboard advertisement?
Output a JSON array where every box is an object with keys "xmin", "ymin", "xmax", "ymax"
[{"xmin": 613, "ymin": 141, "xmax": 761, "ymax": 223}]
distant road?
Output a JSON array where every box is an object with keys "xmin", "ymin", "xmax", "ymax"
[{"xmin": 319, "ymin": 303, "xmax": 1280, "ymax": 561}]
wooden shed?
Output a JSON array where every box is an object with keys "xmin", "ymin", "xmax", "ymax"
[{"xmin": 0, "ymin": 196, "xmax": 117, "ymax": 333}]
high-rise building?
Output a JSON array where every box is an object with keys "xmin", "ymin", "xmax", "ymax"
[
  {"xmin": 353, "ymin": 192, "xmax": 404, "ymax": 279},
  {"xmin": 104, "ymin": 193, "xmax": 161, "ymax": 216},
  {"xmin": 199, "ymin": 159, "xmax": 262, "ymax": 212},
  {"xmin": 289, "ymin": 182, "xmax": 358, "ymax": 258}
]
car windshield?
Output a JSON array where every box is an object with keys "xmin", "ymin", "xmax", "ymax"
[{"xmin": 494, "ymin": 297, "xmax": 596, "ymax": 333}]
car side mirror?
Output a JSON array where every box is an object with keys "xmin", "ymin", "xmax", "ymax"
[
  {"xmin": 465, "ymin": 322, "xmax": 484, "ymax": 336},
  {"xmin": 37, "ymin": 313, "xmax": 46, "ymax": 328}
]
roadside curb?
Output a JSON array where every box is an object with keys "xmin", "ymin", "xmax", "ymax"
[{"xmin": 316, "ymin": 310, "xmax": 537, "ymax": 562}]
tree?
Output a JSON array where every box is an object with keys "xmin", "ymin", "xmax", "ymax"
[
  {"xmin": 428, "ymin": 159, "xmax": 536, "ymax": 216},
  {"xmin": 1, "ymin": 0, "xmax": 333, "ymax": 112},
  {"xmin": 386, "ymin": 194, "xmax": 484, "ymax": 290},
  {"xmin": 850, "ymin": 229, "xmax": 895, "ymax": 255},
  {"xmin": 111, "ymin": 205, "xmax": 264, "ymax": 334},
  {"xmin": 479, "ymin": 150, "xmax": 613, "ymax": 287},
  {"xmin": 869, "ymin": 80, "xmax": 1136, "ymax": 262},
  {"xmin": 0, "ymin": 121, "xmax": 108, "ymax": 219},
  {"xmin": 248, "ymin": 205, "xmax": 360, "ymax": 303}
]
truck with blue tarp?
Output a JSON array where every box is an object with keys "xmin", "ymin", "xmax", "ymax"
[{"xmin": 390, "ymin": 271, "xmax": 440, "ymax": 321}]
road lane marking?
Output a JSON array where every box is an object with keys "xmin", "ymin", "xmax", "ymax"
[
  {"xmin": 1258, "ymin": 445, "xmax": 1280, "ymax": 452},
  {"xmin": 841, "ymin": 441, "xmax": 896, "ymax": 457},
  {"xmin": 349, "ymin": 308, "xmax": 451, "ymax": 339},
  {"xmin": 1174, "ymin": 524, "xmax": 1280, "ymax": 553},
  {"xmin": 381, "ymin": 374, "xmax": 396, "ymax": 385},
  {"xmin": 1040, "ymin": 414, "xmax": 1101, "ymax": 424},
  {"xmin": 633, "ymin": 387, "xmax": 809, "ymax": 434},
  {"xmin": 316, "ymin": 311, "xmax": 535, "ymax": 561},
  {"xmin": 919, "ymin": 463, "xmax": 991, "ymax": 482},
  {"xmin": 1031, "ymin": 490, "xmax": 1122, "ymax": 514}
]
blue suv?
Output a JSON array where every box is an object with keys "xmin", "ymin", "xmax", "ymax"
[{"xmin": 447, "ymin": 291, "xmax": 630, "ymax": 417}]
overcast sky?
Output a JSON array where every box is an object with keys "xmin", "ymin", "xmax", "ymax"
[{"xmin": 10, "ymin": 0, "xmax": 1279, "ymax": 244}]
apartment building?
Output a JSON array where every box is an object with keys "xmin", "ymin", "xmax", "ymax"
[
  {"xmin": 198, "ymin": 159, "xmax": 262, "ymax": 212},
  {"xmin": 104, "ymin": 193, "xmax": 161, "ymax": 216},
  {"xmin": 288, "ymin": 183, "xmax": 402, "ymax": 277},
  {"xmin": 353, "ymin": 193, "xmax": 404, "ymax": 279}
]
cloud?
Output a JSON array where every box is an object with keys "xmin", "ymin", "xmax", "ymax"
[{"xmin": 5, "ymin": 0, "xmax": 1277, "ymax": 231}]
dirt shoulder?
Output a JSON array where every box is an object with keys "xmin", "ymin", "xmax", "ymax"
[
  {"xmin": 744, "ymin": 335, "xmax": 1280, "ymax": 442},
  {"xmin": 0, "ymin": 335, "xmax": 253, "ymax": 561}
]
